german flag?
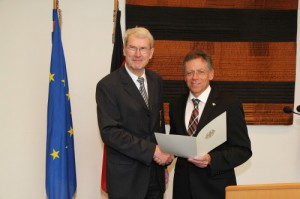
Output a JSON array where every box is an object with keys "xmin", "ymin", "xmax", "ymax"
[{"xmin": 126, "ymin": 0, "xmax": 297, "ymax": 125}]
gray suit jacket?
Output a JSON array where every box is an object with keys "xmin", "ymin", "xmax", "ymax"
[
  {"xmin": 96, "ymin": 66, "xmax": 166, "ymax": 199},
  {"xmin": 169, "ymin": 88, "xmax": 252, "ymax": 199}
]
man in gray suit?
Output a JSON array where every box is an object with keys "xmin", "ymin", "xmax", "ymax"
[{"xmin": 96, "ymin": 27, "xmax": 173, "ymax": 199}]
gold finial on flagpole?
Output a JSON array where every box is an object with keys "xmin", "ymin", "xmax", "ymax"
[
  {"xmin": 53, "ymin": 0, "xmax": 57, "ymax": 31},
  {"xmin": 112, "ymin": 0, "xmax": 119, "ymax": 44},
  {"xmin": 58, "ymin": 3, "xmax": 63, "ymax": 30},
  {"xmin": 53, "ymin": 0, "xmax": 62, "ymax": 31},
  {"xmin": 53, "ymin": 0, "xmax": 57, "ymax": 9}
]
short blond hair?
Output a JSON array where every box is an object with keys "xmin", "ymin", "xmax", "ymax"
[{"xmin": 123, "ymin": 27, "xmax": 154, "ymax": 48}]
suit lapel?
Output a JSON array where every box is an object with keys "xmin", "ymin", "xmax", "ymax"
[
  {"xmin": 181, "ymin": 94, "xmax": 189, "ymax": 133},
  {"xmin": 195, "ymin": 89, "xmax": 219, "ymax": 136},
  {"xmin": 146, "ymin": 70, "xmax": 155, "ymax": 111},
  {"xmin": 120, "ymin": 67, "xmax": 149, "ymax": 110}
]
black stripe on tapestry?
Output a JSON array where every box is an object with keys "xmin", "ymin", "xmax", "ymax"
[
  {"xmin": 126, "ymin": 5, "xmax": 297, "ymax": 42},
  {"xmin": 163, "ymin": 80, "xmax": 295, "ymax": 103}
]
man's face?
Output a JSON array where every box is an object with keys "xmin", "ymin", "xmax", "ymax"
[
  {"xmin": 184, "ymin": 58, "xmax": 214, "ymax": 97},
  {"xmin": 123, "ymin": 35, "xmax": 154, "ymax": 76}
]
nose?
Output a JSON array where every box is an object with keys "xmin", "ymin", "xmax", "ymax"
[
  {"xmin": 134, "ymin": 49, "xmax": 142, "ymax": 56},
  {"xmin": 192, "ymin": 72, "xmax": 199, "ymax": 78}
]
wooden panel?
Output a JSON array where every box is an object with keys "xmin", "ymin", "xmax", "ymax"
[{"xmin": 226, "ymin": 183, "xmax": 300, "ymax": 199}]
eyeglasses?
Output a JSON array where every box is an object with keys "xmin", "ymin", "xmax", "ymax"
[
  {"xmin": 185, "ymin": 70, "xmax": 208, "ymax": 77},
  {"xmin": 127, "ymin": 45, "xmax": 150, "ymax": 54}
]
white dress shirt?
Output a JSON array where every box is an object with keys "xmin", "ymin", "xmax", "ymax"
[{"xmin": 125, "ymin": 65, "xmax": 148, "ymax": 95}]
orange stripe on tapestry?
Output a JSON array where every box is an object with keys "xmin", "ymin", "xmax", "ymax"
[
  {"xmin": 148, "ymin": 41, "xmax": 296, "ymax": 82},
  {"xmin": 126, "ymin": 0, "xmax": 298, "ymax": 10}
]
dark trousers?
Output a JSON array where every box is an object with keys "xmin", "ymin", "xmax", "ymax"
[{"xmin": 145, "ymin": 162, "xmax": 164, "ymax": 199}]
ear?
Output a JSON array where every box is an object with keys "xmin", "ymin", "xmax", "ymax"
[
  {"xmin": 149, "ymin": 48, "xmax": 154, "ymax": 59},
  {"xmin": 209, "ymin": 69, "xmax": 214, "ymax": 80},
  {"xmin": 184, "ymin": 73, "xmax": 187, "ymax": 82},
  {"xmin": 123, "ymin": 47, "xmax": 126, "ymax": 57}
]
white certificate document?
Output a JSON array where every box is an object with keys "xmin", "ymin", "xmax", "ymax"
[{"xmin": 155, "ymin": 111, "xmax": 227, "ymax": 158}]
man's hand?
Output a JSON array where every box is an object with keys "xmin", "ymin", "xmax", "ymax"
[
  {"xmin": 153, "ymin": 145, "xmax": 174, "ymax": 166},
  {"xmin": 188, "ymin": 153, "xmax": 211, "ymax": 168},
  {"xmin": 165, "ymin": 169, "xmax": 169, "ymax": 184}
]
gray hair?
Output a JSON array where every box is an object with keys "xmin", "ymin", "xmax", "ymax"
[{"xmin": 182, "ymin": 50, "xmax": 213, "ymax": 71}]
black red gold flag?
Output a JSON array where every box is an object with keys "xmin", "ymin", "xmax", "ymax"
[{"xmin": 101, "ymin": 8, "xmax": 124, "ymax": 193}]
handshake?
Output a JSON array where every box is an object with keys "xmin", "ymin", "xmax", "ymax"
[{"xmin": 153, "ymin": 145, "xmax": 174, "ymax": 166}]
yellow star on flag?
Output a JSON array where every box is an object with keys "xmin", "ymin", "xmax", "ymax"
[
  {"xmin": 50, "ymin": 149, "xmax": 60, "ymax": 160},
  {"xmin": 68, "ymin": 127, "xmax": 74, "ymax": 137},
  {"xmin": 61, "ymin": 79, "xmax": 66, "ymax": 87},
  {"xmin": 49, "ymin": 73, "xmax": 55, "ymax": 82},
  {"xmin": 66, "ymin": 93, "xmax": 70, "ymax": 100}
]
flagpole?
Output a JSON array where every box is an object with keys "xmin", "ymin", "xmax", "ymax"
[
  {"xmin": 53, "ymin": 0, "xmax": 57, "ymax": 32},
  {"xmin": 112, "ymin": 0, "xmax": 119, "ymax": 44},
  {"xmin": 114, "ymin": 0, "xmax": 118, "ymax": 10}
]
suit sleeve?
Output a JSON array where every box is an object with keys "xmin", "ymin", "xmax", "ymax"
[
  {"xmin": 209, "ymin": 100, "xmax": 252, "ymax": 175},
  {"xmin": 169, "ymin": 101, "xmax": 177, "ymax": 135},
  {"xmin": 96, "ymin": 79, "xmax": 156, "ymax": 166}
]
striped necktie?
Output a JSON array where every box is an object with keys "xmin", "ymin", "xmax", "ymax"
[
  {"xmin": 187, "ymin": 98, "xmax": 200, "ymax": 136},
  {"xmin": 137, "ymin": 77, "xmax": 149, "ymax": 108}
]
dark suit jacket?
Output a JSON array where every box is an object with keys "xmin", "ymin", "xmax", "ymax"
[
  {"xmin": 96, "ymin": 66, "xmax": 166, "ymax": 199},
  {"xmin": 169, "ymin": 88, "xmax": 252, "ymax": 199}
]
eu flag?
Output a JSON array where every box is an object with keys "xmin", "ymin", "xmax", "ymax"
[{"xmin": 46, "ymin": 9, "xmax": 77, "ymax": 199}]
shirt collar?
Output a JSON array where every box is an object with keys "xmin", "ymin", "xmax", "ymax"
[
  {"xmin": 188, "ymin": 85, "xmax": 211, "ymax": 103},
  {"xmin": 125, "ymin": 65, "xmax": 146, "ymax": 81}
]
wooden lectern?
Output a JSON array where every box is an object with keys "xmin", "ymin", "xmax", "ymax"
[{"xmin": 226, "ymin": 183, "xmax": 300, "ymax": 199}]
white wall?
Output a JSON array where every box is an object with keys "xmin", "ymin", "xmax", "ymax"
[{"xmin": 0, "ymin": 0, "xmax": 299, "ymax": 198}]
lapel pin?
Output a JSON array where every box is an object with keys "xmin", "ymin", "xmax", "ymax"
[{"xmin": 212, "ymin": 103, "xmax": 216, "ymax": 106}]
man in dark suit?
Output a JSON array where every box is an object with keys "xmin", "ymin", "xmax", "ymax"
[
  {"xmin": 169, "ymin": 50, "xmax": 252, "ymax": 199},
  {"xmin": 96, "ymin": 27, "xmax": 173, "ymax": 199}
]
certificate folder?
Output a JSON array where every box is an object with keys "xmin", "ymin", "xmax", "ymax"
[{"xmin": 155, "ymin": 112, "xmax": 227, "ymax": 158}]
